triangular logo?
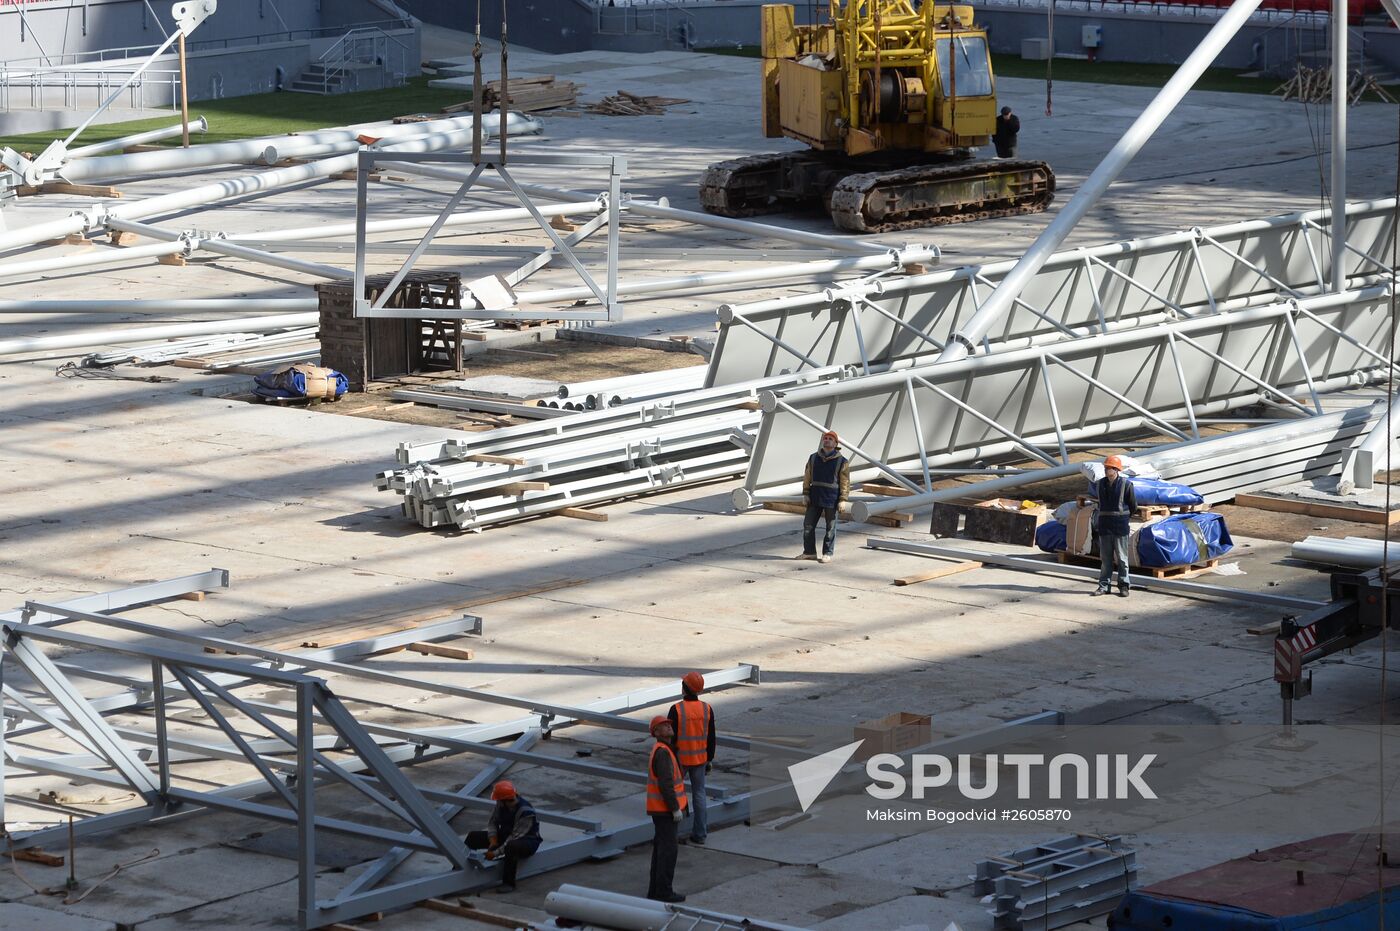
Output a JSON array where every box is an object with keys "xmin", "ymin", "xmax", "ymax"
[{"xmin": 787, "ymin": 740, "xmax": 863, "ymax": 812}]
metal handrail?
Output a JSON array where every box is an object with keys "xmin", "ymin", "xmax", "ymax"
[
  {"xmin": 312, "ymin": 25, "xmax": 412, "ymax": 94},
  {"xmin": 0, "ymin": 17, "xmax": 413, "ymax": 70},
  {"xmin": 0, "ymin": 66, "xmax": 180, "ymax": 113},
  {"xmin": 594, "ymin": 0, "xmax": 696, "ymax": 45}
]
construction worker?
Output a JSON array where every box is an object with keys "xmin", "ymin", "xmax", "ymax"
[
  {"xmin": 668, "ymin": 671, "xmax": 716, "ymax": 846},
  {"xmin": 645, "ymin": 715, "xmax": 688, "ymax": 903},
  {"xmin": 1093, "ymin": 455, "xmax": 1137, "ymax": 598},
  {"xmin": 464, "ymin": 780, "xmax": 542, "ymax": 893},
  {"xmin": 799, "ymin": 430, "xmax": 851, "ymax": 563}
]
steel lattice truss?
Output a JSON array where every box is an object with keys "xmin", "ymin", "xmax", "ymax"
[
  {"xmin": 739, "ymin": 284, "xmax": 1398, "ymax": 503},
  {"xmin": 0, "ymin": 572, "xmax": 767, "ymax": 928},
  {"xmin": 708, "ymin": 199, "xmax": 1400, "ymax": 387}
]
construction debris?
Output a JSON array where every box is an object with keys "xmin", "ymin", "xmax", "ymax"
[
  {"xmin": 587, "ymin": 90, "xmax": 691, "ymax": 116},
  {"xmin": 1275, "ymin": 65, "xmax": 1398, "ymax": 104},
  {"xmin": 442, "ymin": 74, "xmax": 581, "ymax": 114},
  {"xmin": 976, "ymin": 835, "xmax": 1137, "ymax": 930}
]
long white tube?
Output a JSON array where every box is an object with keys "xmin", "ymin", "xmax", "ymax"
[
  {"xmin": 52, "ymin": 113, "xmax": 537, "ymax": 184},
  {"xmin": 1331, "ymin": 0, "xmax": 1348, "ymax": 292},
  {"xmin": 508, "ymin": 246, "xmax": 940, "ymax": 306},
  {"xmin": 0, "ymin": 113, "xmax": 542, "ymax": 256},
  {"xmin": 0, "ymin": 298, "xmax": 317, "ymax": 314},
  {"xmin": 852, "ymin": 401, "xmax": 1383, "ymax": 520},
  {"xmin": 0, "ymin": 313, "xmax": 317, "ymax": 357},
  {"xmin": 1292, "ymin": 535, "xmax": 1400, "ymax": 567},
  {"xmin": 936, "ymin": 0, "xmax": 1265, "ymax": 365},
  {"xmin": 67, "ymin": 117, "xmax": 210, "ymax": 158},
  {"xmin": 225, "ymin": 200, "xmax": 603, "ymax": 244},
  {"xmin": 0, "ymin": 241, "xmax": 187, "ymax": 280}
]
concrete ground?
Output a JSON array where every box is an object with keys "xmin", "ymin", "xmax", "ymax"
[{"xmin": 1, "ymin": 29, "xmax": 1399, "ymax": 931}]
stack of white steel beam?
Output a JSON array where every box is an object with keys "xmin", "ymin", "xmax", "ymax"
[{"xmin": 377, "ymin": 374, "xmax": 822, "ymax": 531}]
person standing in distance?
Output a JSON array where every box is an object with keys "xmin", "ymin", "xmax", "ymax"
[{"xmin": 994, "ymin": 106, "xmax": 1020, "ymax": 158}]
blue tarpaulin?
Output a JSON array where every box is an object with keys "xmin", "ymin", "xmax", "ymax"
[
  {"xmin": 1035, "ymin": 521, "xmax": 1068, "ymax": 553},
  {"xmin": 1134, "ymin": 513, "xmax": 1232, "ymax": 567},
  {"xmin": 253, "ymin": 364, "xmax": 347, "ymax": 401},
  {"xmin": 1086, "ymin": 476, "xmax": 1204, "ymax": 507}
]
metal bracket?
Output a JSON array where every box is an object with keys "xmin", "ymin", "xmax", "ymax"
[{"xmin": 173, "ymin": 0, "xmax": 217, "ymax": 35}]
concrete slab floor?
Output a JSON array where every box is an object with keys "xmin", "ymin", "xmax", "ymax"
[{"xmin": 1, "ymin": 30, "xmax": 1398, "ymax": 931}]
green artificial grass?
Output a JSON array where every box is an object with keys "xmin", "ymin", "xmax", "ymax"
[{"xmin": 0, "ymin": 76, "xmax": 472, "ymax": 153}]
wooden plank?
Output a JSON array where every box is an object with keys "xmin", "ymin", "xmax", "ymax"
[
  {"xmin": 42, "ymin": 181, "xmax": 123, "ymax": 198},
  {"xmin": 558, "ymin": 507, "xmax": 608, "ymax": 522},
  {"xmin": 760, "ymin": 501, "xmax": 905, "ymax": 528},
  {"xmin": 893, "ymin": 561, "xmax": 982, "ymax": 586},
  {"xmin": 1247, "ymin": 621, "xmax": 1283, "ymax": 636},
  {"xmin": 465, "ymin": 453, "xmax": 527, "ymax": 465},
  {"xmin": 422, "ymin": 898, "xmax": 521, "ymax": 928},
  {"xmin": 410, "ymin": 642, "xmax": 475, "ymax": 660},
  {"xmin": 178, "ymin": 591, "xmax": 207, "ymax": 602},
  {"xmin": 495, "ymin": 481, "xmax": 550, "ymax": 494},
  {"xmin": 861, "ymin": 483, "xmax": 916, "ymax": 497},
  {"xmin": 1232, "ymin": 493, "xmax": 1400, "ymax": 526},
  {"xmin": 12, "ymin": 848, "xmax": 64, "ymax": 866}
]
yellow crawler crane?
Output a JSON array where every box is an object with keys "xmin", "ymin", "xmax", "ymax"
[{"xmin": 699, "ymin": 0, "xmax": 1055, "ymax": 232}]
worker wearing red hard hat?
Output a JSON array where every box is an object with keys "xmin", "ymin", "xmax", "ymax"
[
  {"xmin": 799, "ymin": 429, "xmax": 851, "ymax": 564},
  {"xmin": 645, "ymin": 714, "xmax": 688, "ymax": 903},
  {"xmin": 464, "ymin": 779, "xmax": 542, "ymax": 893},
  {"xmin": 1092, "ymin": 454, "xmax": 1137, "ymax": 598},
  {"xmin": 667, "ymin": 671, "xmax": 716, "ymax": 846}
]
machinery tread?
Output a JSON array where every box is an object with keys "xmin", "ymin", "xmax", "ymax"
[
  {"xmin": 828, "ymin": 159, "xmax": 1055, "ymax": 233},
  {"xmin": 698, "ymin": 153, "xmax": 797, "ymax": 217}
]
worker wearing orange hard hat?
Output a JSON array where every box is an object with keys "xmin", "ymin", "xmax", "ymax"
[
  {"xmin": 799, "ymin": 429, "xmax": 851, "ymax": 564},
  {"xmin": 645, "ymin": 714, "xmax": 688, "ymax": 903},
  {"xmin": 668, "ymin": 671, "xmax": 716, "ymax": 846},
  {"xmin": 1092, "ymin": 454, "xmax": 1137, "ymax": 598},
  {"xmin": 464, "ymin": 780, "xmax": 542, "ymax": 893}
]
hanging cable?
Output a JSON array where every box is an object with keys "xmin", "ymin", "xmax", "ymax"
[{"xmin": 1045, "ymin": 0, "xmax": 1054, "ymax": 116}]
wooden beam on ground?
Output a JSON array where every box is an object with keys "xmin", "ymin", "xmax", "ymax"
[
  {"xmin": 409, "ymin": 642, "xmax": 475, "ymax": 660},
  {"xmin": 420, "ymin": 898, "xmax": 522, "ymax": 928},
  {"xmin": 12, "ymin": 848, "xmax": 64, "ymax": 866},
  {"xmin": 860, "ymin": 483, "xmax": 917, "ymax": 497},
  {"xmin": 1233, "ymin": 493, "xmax": 1400, "ymax": 526},
  {"xmin": 761, "ymin": 501, "xmax": 910, "ymax": 527},
  {"xmin": 178, "ymin": 591, "xmax": 206, "ymax": 601},
  {"xmin": 893, "ymin": 560, "xmax": 982, "ymax": 586},
  {"xmin": 1247, "ymin": 621, "xmax": 1283, "ymax": 635},
  {"xmin": 558, "ymin": 506, "xmax": 608, "ymax": 522}
]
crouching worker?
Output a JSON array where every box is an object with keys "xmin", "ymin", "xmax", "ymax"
[{"xmin": 466, "ymin": 780, "xmax": 541, "ymax": 893}]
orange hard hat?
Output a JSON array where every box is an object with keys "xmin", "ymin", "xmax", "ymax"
[
  {"xmin": 650, "ymin": 715, "xmax": 671, "ymax": 735},
  {"xmin": 683, "ymin": 671, "xmax": 705, "ymax": 694},
  {"xmin": 821, "ymin": 430, "xmax": 839, "ymax": 443},
  {"xmin": 1103, "ymin": 455, "xmax": 1124, "ymax": 470},
  {"xmin": 491, "ymin": 780, "xmax": 516, "ymax": 801}
]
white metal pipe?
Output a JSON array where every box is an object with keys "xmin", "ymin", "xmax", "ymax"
[
  {"xmin": 1292, "ymin": 535, "xmax": 1400, "ymax": 567},
  {"xmin": 105, "ymin": 218, "xmax": 352, "ymax": 280},
  {"xmin": 510, "ymin": 246, "xmax": 940, "ymax": 306},
  {"xmin": 225, "ymin": 200, "xmax": 602, "ymax": 244},
  {"xmin": 852, "ymin": 401, "xmax": 1383, "ymax": 520},
  {"xmin": 0, "ymin": 114, "xmax": 542, "ymax": 256},
  {"xmin": 381, "ymin": 161, "xmax": 909, "ymax": 256},
  {"xmin": 67, "ymin": 117, "xmax": 209, "ymax": 158},
  {"xmin": 1331, "ymin": 0, "xmax": 1348, "ymax": 292},
  {"xmin": 0, "ymin": 298, "xmax": 316, "ymax": 314},
  {"xmin": 0, "ymin": 240, "xmax": 186, "ymax": 280},
  {"xmin": 0, "ymin": 313, "xmax": 317, "ymax": 357},
  {"xmin": 936, "ymin": 0, "xmax": 1265, "ymax": 364},
  {"xmin": 54, "ymin": 113, "xmax": 537, "ymax": 184}
]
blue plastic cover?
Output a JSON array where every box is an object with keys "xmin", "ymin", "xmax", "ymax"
[
  {"xmin": 1135, "ymin": 513, "xmax": 1233, "ymax": 568},
  {"xmin": 1111, "ymin": 888, "xmax": 1400, "ymax": 930},
  {"xmin": 1086, "ymin": 476, "xmax": 1204, "ymax": 507},
  {"xmin": 1035, "ymin": 520, "xmax": 1067, "ymax": 553},
  {"xmin": 253, "ymin": 365, "xmax": 348, "ymax": 400}
]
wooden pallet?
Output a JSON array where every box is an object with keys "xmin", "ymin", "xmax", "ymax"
[
  {"xmin": 1056, "ymin": 551, "xmax": 1219, "ymax": 579},
  {"xmin": 1133, "ymin": 503, "xmax": 1207, "ymax": 521},
  {"xmin": 1232, "ymin": 492, "xmax": 1400, "ymax": 526}
]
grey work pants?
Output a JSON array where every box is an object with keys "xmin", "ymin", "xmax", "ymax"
[{"xmin": 1097, "ymin": 533, "xmax": 1130, "ymax": 589}]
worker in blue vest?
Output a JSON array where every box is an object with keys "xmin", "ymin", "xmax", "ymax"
[
  {"xmin": 465, "ymin": 780, "xmax": 542, "ymax": 893},
  {"xmin": 799, "ymin": 430, "xmax": 851, "ymax": 563},
  {"xmin": 1093, "ymin": 454, "xmax": 1137, "ymax": 598}
]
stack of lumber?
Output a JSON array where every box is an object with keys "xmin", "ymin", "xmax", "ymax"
[
  {"xmin": 472, "ymin": 75, "xmax": 579, "ymax": 113},
  {"xmin": 587, "ymin": 90, "xmax": 690, "ymax": 115}
]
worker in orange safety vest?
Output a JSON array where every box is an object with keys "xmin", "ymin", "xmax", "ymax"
[
  {"xmin": 645, "ymin": 715, "xmax": 688, "ymax": 903},
  {"xmin": 667, "ymin": 671, "xmax": 715, "ymax": 845}
]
